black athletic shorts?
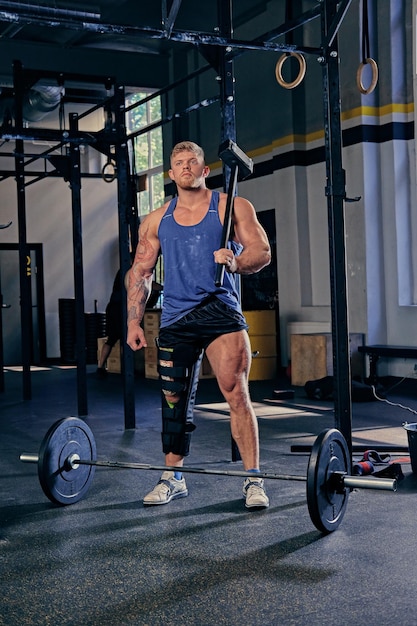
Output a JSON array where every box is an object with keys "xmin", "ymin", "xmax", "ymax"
[{"xmin": 158, "ymin": 296, "xmax": 248, "ymax": 350}]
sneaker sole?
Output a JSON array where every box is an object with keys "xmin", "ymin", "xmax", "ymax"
[
  {"xmin": 244, "ymin": 501, "xmax": 269, "ymax": 510},
  {"xmin": 243, "ymin": 493, "xmax": 270, "ymax": 510},
  {"xmin": 143, "ymin": 489, "xmax": 188, "ymax": 506}
]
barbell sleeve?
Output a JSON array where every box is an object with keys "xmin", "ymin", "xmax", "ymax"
[
  {"xmin": 20, "ymin": 453, "xmax": 39, "ymax": 463},
  {"xmin": 343, "ymin": 475, "xmax": 397, "ymax": 491}
]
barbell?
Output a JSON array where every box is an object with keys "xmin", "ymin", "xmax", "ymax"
[{"xmin": 20, "ymin": 417, "xmax": 397, "ymax": 534}]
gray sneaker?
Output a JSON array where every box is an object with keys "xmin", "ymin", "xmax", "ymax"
[
  {"xmin": 243, "ymin": 477, "xmax": 270, "ymax": 509},
  {"xmin": 143, "ymin": 471, "xmax": 188, "ymax": 506}
]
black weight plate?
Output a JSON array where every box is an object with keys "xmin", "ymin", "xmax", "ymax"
[
  {"xmin": 307, "ymin": 428, "xmax": 350, "ymax": 533},
  {"xmin": 38, "ymin": 417, "xmax": 96, "ymax": 505}
]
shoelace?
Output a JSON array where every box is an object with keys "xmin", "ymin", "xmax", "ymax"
[{"xmin": 246, "ymin": 481, "xmax": 264, "ymax": 494}]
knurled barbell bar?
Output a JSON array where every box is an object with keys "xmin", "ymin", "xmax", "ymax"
[{"xmin": 20, "ymin": 417, "xmax": 397, "ymax": 534}]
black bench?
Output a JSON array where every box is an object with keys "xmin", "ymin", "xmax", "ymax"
[{"xmin": 358, "ymin": 344, "xmax": 417, "ymax": 383}]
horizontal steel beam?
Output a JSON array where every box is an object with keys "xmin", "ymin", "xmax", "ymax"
[{"xmin": 0, "ymin": 4, "xmax": 322, "ymax": 56}]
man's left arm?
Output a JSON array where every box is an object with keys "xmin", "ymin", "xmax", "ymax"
[{"xmin": 227, "ymin": 196, "xmax": 271, "ymax": 275}]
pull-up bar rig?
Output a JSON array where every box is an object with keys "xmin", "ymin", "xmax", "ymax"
[{"xmin": 0, "ymin": 1, "xmax": 355, "ymax": 456}]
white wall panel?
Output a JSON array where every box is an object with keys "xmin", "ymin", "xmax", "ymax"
[{"xmin": 1, "ymin": 172, "xmax": 119, "ymax": 359}]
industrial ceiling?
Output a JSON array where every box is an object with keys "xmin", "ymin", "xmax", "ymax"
[{"xmin": 0, "ymin": 0, "xmax": 283, "ymax": 102}]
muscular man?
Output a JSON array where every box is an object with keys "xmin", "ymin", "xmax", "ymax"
[{"xmin": 126, "ymin": 141, "xmax": 271, "ymax": 509}]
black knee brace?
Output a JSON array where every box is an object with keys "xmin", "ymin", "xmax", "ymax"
[{"xmin": 158, "ymin": 342, "xmax": 204, "ymax": 456}]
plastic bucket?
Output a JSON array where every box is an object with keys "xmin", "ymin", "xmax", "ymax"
[{"xmin": 403, "ymin": 423, "xmax": 417, "ymax": 474}]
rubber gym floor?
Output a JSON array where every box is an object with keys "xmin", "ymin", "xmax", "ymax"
[{"xmin": 1, "ymin": 365, "xmax": 417, "ymax": 626}]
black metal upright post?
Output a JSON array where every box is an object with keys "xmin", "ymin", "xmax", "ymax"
[
  {"xmin": 218, "ymin": 0, "xmax": 236, "ymax": 191},
  {"xmin": 114, "ymin": 84, "xmax": 136, "ymax": 430},
  {"xmin": 69, "ymin": 113, "xmax": 88, "ymax": 416},
  {"xmin": 13, "ymin": 61, "xmax": 32, "ymax": 400},
  {"xmin": 320, "ymin": 0, "xmax": 352, "ymax": 453},
  {"xmin": 0, "ymin": 262, "xmax": 4, "ymax": 392},
  {"xmin": 217, "ymin": 0, "xmax": 242, "ymax": 462}
]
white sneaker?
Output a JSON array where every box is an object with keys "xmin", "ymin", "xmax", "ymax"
[
  {"xmin": 143, "ymin": 471, "xmax": 188, "ymax": 506},
  {"xmin": 243, "ymin": 477, "xmax": 269, "ymax": 509}
]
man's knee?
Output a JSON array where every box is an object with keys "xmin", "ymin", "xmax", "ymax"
[
  {"xmin": 158, "ymin": 343, "xmax": 203, "ymax": 456},
  {"xmin": 162, "ymin": 388, "xmax": 180, "ymax": 404}
]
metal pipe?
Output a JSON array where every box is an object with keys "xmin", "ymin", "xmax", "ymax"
[
  {"xmin": 0, "ymin": 6, "xmax": 320, "ymax": 56},
  {"xmin": 0, "ymin": 1, "xmax": 100, "ymax": 22},
  {"xmin": 344, "ymin": 476, "xmax": 397, "ymax": 491},
  {"xmin": 71, "ymin": 459, "xmax": 309, "ymax": 482},
  {"xmin": 320, "ymin": 0, "xmax": 353, "ymax": 453},
  {"xmin": 20, "ymin": 453, "xmax": 39, "ymax": 463}
]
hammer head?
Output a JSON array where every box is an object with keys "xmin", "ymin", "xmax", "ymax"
[{"xmin": 218, "ymin": 140, "xmax": 253, "ymax": 180}]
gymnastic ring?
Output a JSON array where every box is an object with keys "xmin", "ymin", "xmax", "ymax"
[
  {"xmin": 275, "ymin": 53, "xmax": 306, "ymax": 90},
  {"xmin": 356, "ymin": 57, "xmax": 378, "ymax": 95},
  {"xmin": 101, "ymin": 160, "xmax": 117, "ymax": 183}
]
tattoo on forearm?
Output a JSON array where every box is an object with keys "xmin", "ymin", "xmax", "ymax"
[
  {"xmin": 127, "ymin": 223, "xmax": 157, "ymax": 325},
  {"xmin": 128, "ymin": 280, "xmax": 150, "ymax": 323},
  {"xmin": 136, "ymin": 225, "xmax": 154, "ymax": 264},
  {"xmin": 127, "ymin": 305, "xmax": 138, "ymax": 324}
]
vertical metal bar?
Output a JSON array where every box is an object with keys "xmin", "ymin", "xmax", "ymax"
[
  {"xmin": 218, "ymin": 0, "xmax": 236, "ymax": 191},
  {"xmin": 35, "ymin": 245, "xmax": 47, "ymax": 364},
  {"xmin": 128, "ymin": 141, "xmax": 139, "ymax": 255},
  {"xmin": 69, "ymin": 113, "xmax": 88, "ymax": 416},
  {"xmin": 214, "ymin": 164, "xmax": 238, "ymax": 287},
  {"xmin": 320, "ymin": 0, "xmax": 352, "ymax": 453},
  {"xmin": 114, "ymin": 84, "xmax": 136, "ymax": 430},
  {"xmin": 0, "ymin": 268, "xmax": 4, "ymax": 392},
  {"xmin": 13, "ymin": 60, "xmax": 32, "ymax": 400},
  {"xmin": 217, "ymin": 0, "xmax": 241, "ymax": 463}
]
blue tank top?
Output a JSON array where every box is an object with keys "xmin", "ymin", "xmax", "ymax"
[{"xmin": 158, "ymin": 190, "xmax": 243, "ymax": 327}]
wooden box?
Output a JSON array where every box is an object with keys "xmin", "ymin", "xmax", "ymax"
[
  {"xmin": 144, "ymin": 346, "xmax": 158, "ymax": 364},
  {"xmin": 290, "ymin": 334, "xmax": 330, "ymax": 386},
  {"xmin": 144, "ymin": 362, "xmax": 159, "ymax": 379},
  {"xmin": 143, "ymin": 310, "xmax": 161, "ymax": 329},
  {"xmin": 290, "ymin": 333, "xmax": 364, "ymax": 386},
  {"xmin": 97, "ymin": 337, "xmax": 121, "ymax": 374}
]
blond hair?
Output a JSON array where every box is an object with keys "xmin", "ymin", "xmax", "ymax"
[{"xmin": 170, "ymin": 141, "xmax": 205, "ymax": 163}]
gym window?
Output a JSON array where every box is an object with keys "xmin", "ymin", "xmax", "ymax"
[{"xmin": 125, "ymin": 91, "xmax": 165, "ymax": 217}]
